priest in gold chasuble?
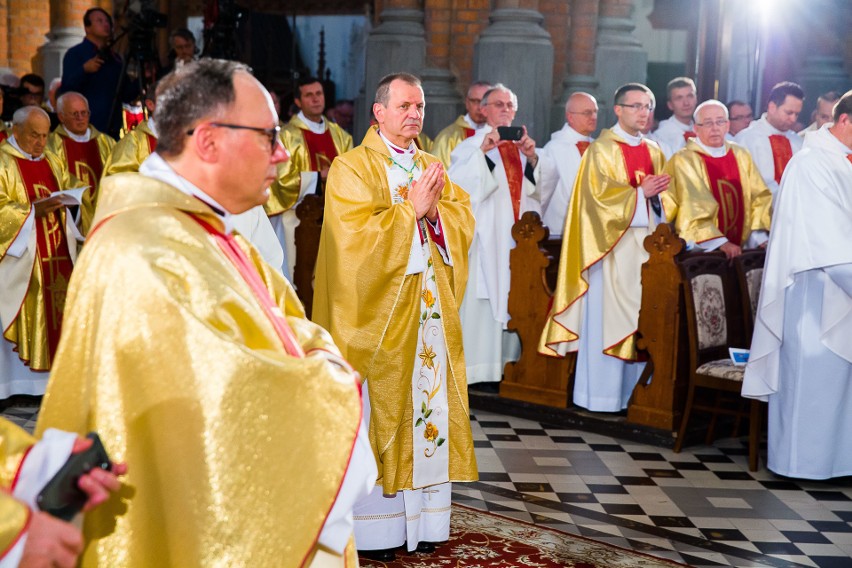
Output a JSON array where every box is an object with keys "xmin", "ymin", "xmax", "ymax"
[
  {"xmin": 663, "ymin": 100, "xmax": 772, "ymax": 259},
  {"xmin": 36, "ymin": 60, "xmax": 375, "ymax": 567},
  {"xmin": 313, "ymin": 73, "xmax": 477, "ymax": 558},
  {"xmin": 46, "ymin": 92, "xmax": 116, "ymax": 235},
  {"xmin": 0, "ymin": 106, "xmax": 85, "ymax": 399},
  {"xmin": 267, "ymin": 77, "xmax": 353, "ymax": 278},
  {"xmin": 540, "ymin": 83, "xmax": 669, "ymax": 413}
]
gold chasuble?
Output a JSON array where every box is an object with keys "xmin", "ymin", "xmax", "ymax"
[
  {"xmin": 539, "ymin": 128, "xmax": 666, "ymax": 359},
  {"xmin": 266, "ymin": 115, "xmax": 352, "ymax": 216},
  {"xmin": 101, "ymin": 119, "xmax": 157, "ymax": 178},
  {"xmin": 36, "ymin": 174, "xmax": 363, "ymax": 567},
  {"xmin": 0, "ymin": 142, "xmax": 78, "ymax": 371},
  {"xmin": 662, "ymin": 140, "xmax": 771, "ymax": 246},
  {"xmin": 0, "ymin": 418, "xmax": 39, "ymax": 555},
  {"xmin": 46, "ymin": 125, "xmax": 115, "ymax": 234},
  {"xmin": 313, "ymin": 127, "xmax": 478, "ymax": 495},
  {"xmin": 433, "ymin": 115, "xmax": 477, "ymax": 167}
]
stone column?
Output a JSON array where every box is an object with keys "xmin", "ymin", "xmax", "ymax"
[
  {"xmin": 593, "ymin": 0, "xmax": 647, "ymax": 129},
  {"xmin": 472, "ymin": 0, "xmax": 554, "ymax": 142},
  {"xmin": 553, "ymin": 0, "xmax": 600, "ymax": 133},
  {"xmin": 796, "ymin": 0, "xmax": 849, "ymax": 120},
  {"xmin": 355, "ymin": 0, "xmax": 426, "ymax": 138},
  {"xmin": 420, "ymin": 2, "xmax": 463, "ymax": 138},
  {"xmin": 40, "ymin": 0, "xmax": 87, "ymax": 82}
]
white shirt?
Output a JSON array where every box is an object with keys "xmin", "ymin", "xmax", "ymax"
[{"xmin": 734, "ymin": 114, "xmax": 803, "ymax": 195}]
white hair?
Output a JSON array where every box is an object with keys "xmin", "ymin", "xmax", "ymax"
[
  {"xmin": 693, "ymin": 99, "xmax": 728, "ymax": 122},
  {"xmin": 12, "ymin": 105, "xmax": 49, "ymax": 126},
  {"xmin": 481, "ymin": 84, "xmax": 518, "ymax": 108},
  {"xmin": 56, "ymin": 91, "xmax": 89, "ymax": 114}
]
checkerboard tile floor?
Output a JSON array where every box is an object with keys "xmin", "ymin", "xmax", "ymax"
[{"xmin": 6, "ymin": 398, "xmax": 852, "ymax": 567}]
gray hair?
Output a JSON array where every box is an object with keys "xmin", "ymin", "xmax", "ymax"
[
  {"xmin": 155, "ymin": 59, "xmax": 252, "ymax": 157},
  {"xmin": 12, "ymin": 105, "xmax": 49, "ymax": 126},
  {"xmin": 693, "ymin": 99, "xmax": 728, "ymax": 122},
  {"xmin": 56, "ymin": 92, "xmax": 89, "ymax": 115},
  {"xmin": 481, "ymin": 84, "xmax": 517, "ymax": 108},
  {"xmin": 467, "ymin": 81, "xmax": 493, "ymax": 97},
  {"xmin": 374, "ymin": 72, "xmax": 422, "ymax": 106}
]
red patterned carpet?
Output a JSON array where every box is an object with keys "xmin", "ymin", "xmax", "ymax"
[{"xmin": 359, "ymin": 504, "xmax": 688, "ymax": 567}]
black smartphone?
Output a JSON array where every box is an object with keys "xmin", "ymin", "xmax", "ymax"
[
  {"xmin": 36, "ymin": 433, "xmax": 112, "ymax": 521},
  {"xmin": 497, "ymin": 126, "xmax": 524, "ymax": 141}
]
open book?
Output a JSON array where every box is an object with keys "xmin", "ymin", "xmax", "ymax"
[{"xmin": 45, "ymin": 186, "xmax": 88, "ymax": 206}]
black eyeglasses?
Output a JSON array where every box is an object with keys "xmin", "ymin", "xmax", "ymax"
[
  {"xmin": 186, "ymin": 122, "xmax": 281, "ymax": 152},
  {"xmin": 616, "ymin": 103, "xmax": 654, "ymax": 112}
]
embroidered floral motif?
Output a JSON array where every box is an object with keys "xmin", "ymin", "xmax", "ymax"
[
  {"xmin": 415, "ymin": 257, "xmax": 446, "ymax": 457},
  {"xmin": 395, "ymin": 183, "xmax": 410, "ymax": 201},
  {"xmin": 691, "ymin": 275, "xmax": 727, "ymax": 350}
]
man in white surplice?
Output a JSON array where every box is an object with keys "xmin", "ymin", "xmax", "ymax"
[
  {"xmin": 541, "ymin": 91, "xmax": 597, "ymax": 237},
  {"xmin": 650, "ymin": 76, "xmax": 698, "ymax": 158},
  {"xmin": 742, "ymin": 90, "xmax": 852, "ymax": 480},
  {"xmin": 449, "ymin": 84, "xmax": 556, "ymax": 384}
]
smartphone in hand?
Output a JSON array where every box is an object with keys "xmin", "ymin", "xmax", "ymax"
[
  {"xmin": 36, "ymin": 433, "xmax": 111, "ymax": 521},
  {"xmin": 497, "ymin": 126, "xmax": 524, "ymax": 141}
]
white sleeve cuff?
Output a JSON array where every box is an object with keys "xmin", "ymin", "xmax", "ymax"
[
  {"xmin": 6, "ymin": 211, "xmax": 34, "ymax": 258},
  {"xmin": 13, "ymin": 429, "xmax": 76, "ymax": 511}
]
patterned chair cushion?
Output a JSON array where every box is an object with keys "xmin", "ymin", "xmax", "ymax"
[
  {"xmin": 690, "ymin": 274, "xmax": 727, "ymax": 350},
  {"xmin": 696, "ymin": 359, "xmax": 745, "ymax": 381},
  {"xmin": 746, "ymin": 267, "xmax": 763, "ymax": 319}
]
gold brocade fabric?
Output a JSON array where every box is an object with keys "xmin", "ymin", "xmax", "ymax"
[
  {"xmin": 0, "ymin": 418, "xmax": 36, "ymax": 554},
  {"xmin": 415, "ymin": 132, "xmax": 434, "ymax": 154},
  {"xmin": 662, "ymin": 140, "xmax": 772, "ymax": 245},
  {"xmin": 0, "ymin": 142, "xmax": 76, "ymax": 371},
  {"xmin": 46, "ymin": 125, "xmax": 116, "ymax": 235},
  {"xmin": 36, "ymin": 174, "xmax": 362, "ymax": 567},
  {"xmin": 432, "ymin": 115, "xmax": 473, "ymax": 167},
  {"xmin": 101, "ymin": 119, "xmax": 156, "ymax": 178},
  {"xmin": 312, "ymin": 127, "xmax": 478, "ymax": 495},
  {"xmin": 539, "ymin": 129, "xmax": 666, "ymax": 359},
  {"xmin": 265, "ymin": 115, "xmax": 353, "ymax": 216}
]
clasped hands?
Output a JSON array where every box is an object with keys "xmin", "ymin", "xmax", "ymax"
[
  {"xmin": 408, "ymin": 162, "xmax": 444, "ymax": 223},
  {"xmin": 640, "ymin": 173, "xmax": 670, "ymax": 199}
]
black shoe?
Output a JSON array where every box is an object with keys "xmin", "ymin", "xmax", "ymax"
[
  {"xmin": 359, "ymin": 548, "xmax": 396, "ymax": 562},
  {"xmin": 415, "ymin": 541, "xmax": 435, "ymax": 553}
]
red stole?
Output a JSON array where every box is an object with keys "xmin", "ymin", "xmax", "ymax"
[
  {"xmin": 616, "ymin": 141, "xmax": 655, "ymax": 188},
  {"xmin": 463, "ymin": 127, "xmax": 475, "ymax": 138},
  {"xmin": 847, "ymin": 155, "xmax": 852, "ymax": 167},
  {"xmin": 576, "ymin": 141, "xmax": 590, "ymax": 156},
  {"xmin": 0, "ymin": 131, "xmax": 7, "ymax": 143},
  {"xmin": 768, "ymin": 134, "xmax": 793, "ymax": 184},
  {"xmin": 698, "ymin": 150, "xmax": 745, "ymax": 245},
  {"xmin": 146, "ymin": 133, "xmax": 158, "ymax": 153},
  {"xmin": 16, "ymin": 157, "xmax": 73, "ymax": 362},
  {"xmin": 302, "ymin": 128, "xmax": 337, "ymax": 171},
  {"xmin": 497, "ymin": 142, "xmax": 524, "ymax": 221},
  {"xmin": 62, "ymin": 137, "xmax": 103, "ymax": 197},
  {"xmin": 191, "ymin": 215, "xmax": 305, "ymax": 358},
  {"xmin": 683, "ymin": 131, "xmax": 697, "ymax": 142},
  {"xmin": 122, "ymin": 107, "xmax": 145, "ymax": 133}
]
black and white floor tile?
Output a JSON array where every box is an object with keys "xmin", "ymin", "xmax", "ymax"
[{"xmin": 5, "ymin": 397, "xmax": 852, "ymax": 567}]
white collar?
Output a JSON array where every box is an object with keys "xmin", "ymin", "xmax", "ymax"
[
  {"xmin": 139, "ymin": 152, "xmax": 234, "ymax": 234},
  {"xmin": 463, "ymin": 113, "xmax": 486, "ymax": 130},
  {"xmin": 7, "ymin": 136, "xmax": 43, "ymax": 161},
  {"xmin": 65, "ymin": 127, "xmax": 92, "ymax": 143},
  {"xmin": 692, "ymin": 138, "xmax": 728, "ymax": 158},
  {"xmin": 612, "ymin": 123, "xmax": 644, "ymax": 146},
  {"xmin": 378, "ymin": 130, "xmax": 417, "ymax": 160},
  {"xmin": 147, "ymin": 118, "xmax": 159, "ymax": 138},
  {"xmin": 298, "ymin": 111, "xmax": 326, "ymax": 135}
]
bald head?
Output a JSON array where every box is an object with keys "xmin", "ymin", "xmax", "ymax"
[
  {"xmin": 12, "ymin": 106, "xmax": 50, "ymax": 157},
  {"xmin": 565, "ymin": 92, "xmax": 598, "ymax": 136},
  {"xmin": 57, "ymin": 92, "xmax": 91, "ymax": 135}
]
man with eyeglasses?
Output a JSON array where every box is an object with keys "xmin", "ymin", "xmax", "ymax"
[
  {"xmin": 541, "ymin": 91, "xmax": 598, "ymax": 238},
  {"xmin": 47, "ymin": 91, "xmax": 115, "ymax": 234},
  {"xmin": 662, "ymin": 100, "xmax": 771, "ymax": 260},
  {"xmin": 103, "ymin": 77, "xmax": 284, "ymax": 271},
  {"xmin": 540, "ymin": 82, "xmax": 668, "ymax": 413},
  {"xmin": 449, "ymin": 83, "xmax": 555, "ymax": 386},
  {"xmin": 735, "ymin": 81, "xmax": 805, "ymax": 196},
  {"xmin": 37, "ymin": 58, "xmax": 377, "ymax": 566},
  {"xmin": 743, "ymin": 89, "xmax": 852, "ymax": 481},
  {"xmin": 726, "ymin": 100, "xmax": 754, "ymax": 138},
  {"xmin": 650, "ymin": 77, "xmax": 698, "ymax": 158},
  {"xmin": 267, "ymin": 76, "xmax": 352, "ymax": 279},
  {"xmin": 432, "ymin": 81, "xmax": 493, "ymax": 167},
  {"xmin": 0, "ymin": 106, "xmax": 84, "ymax": 398}
]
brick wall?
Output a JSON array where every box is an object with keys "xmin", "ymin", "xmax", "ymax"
[{"xmin": 539, "ymin": 0, "xmax": 570, "ymax": 98}]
